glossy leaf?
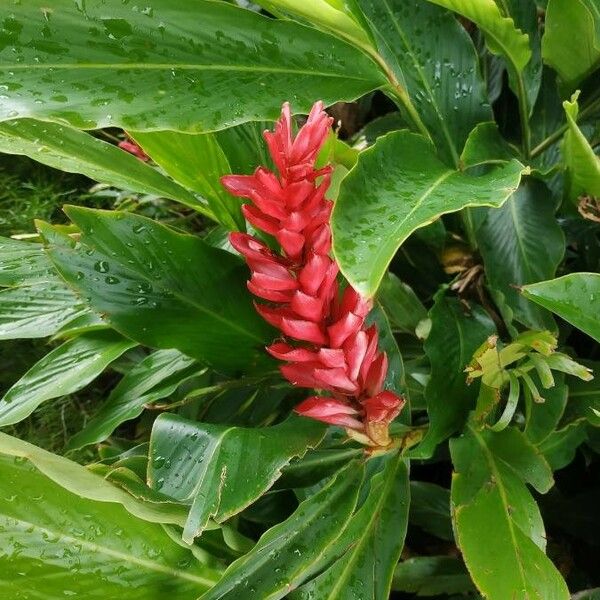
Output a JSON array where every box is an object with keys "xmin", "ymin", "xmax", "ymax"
[
  {"xmin": 355, "ymin": 0, "xmax": 492, "ymax": 166},
  {"xmin": 0, "ymin": 432, "xmax": 189, "ymax": 526},
  {"xmin": 522, "ymin": 273, "xmax": 600, "ymax": 343},
  {"xmin": 525, "ymin": 375, "xmax": 568, "ymax": 445},
  {"xmin": 0, "ymin": 1, "xmax": 385, "ymax": 131},
  {"xmin": 332, "ymin": 131, "xmax": 527, "ymax": 297},
  {"xmin": 0, "ymin": 454, "xmax": 220, "ymax": 599},
  {"xmin": 562, "ymin": 93, "xmax": 600, "ymax": 201},
  {"xmin": 68, "ymin": 349, "xmax": 201, "ymax": 450},
  {"xmin": 148, "ymin": 413, "xmax": 326, "ymax": 542},
  {"xmin": 562, "ymin": 362, "xmax": 600, "ymax": 427},
  {"xmin": 476, "ymin": 180, "xmax": 564, "ymax": 330},
  {"xmin": 0, "ymin": 281, "xmax": 89, "ymax": 340},
  {"xmin": 201, "ymin": 462, "xmax": 363, "ymax": 600},
  {"xmin": 412, "ymin": 293, "xmax": 496, "ymax": 458},
  {"xmin": 538, "ymin": 422, "xmax": 587, "ymax": 470},
  {"xmin": 130, "ymin": 130, "xmax": 244, "ymax": 229},
  {"xmin": 38, "ymin": 207, "xmax": 273, "ymax": 373},
  {"xmin": 392, "ymin": 556, "xmax": 475, "ymax": 596},
  {"xmin": 290, "ymin": 453, "xmax": 410, "ymax": 600},
  {"xmin": 0, "ymin": 237, "xmax": 57, "ymax": 287},
  {"xmin": 0, "ymin": 330, "xmax": 136, "ymax": 427},
  {"xmin": 425, "ymin": 0, "xmax": 531, "ymax": 72},
  {"xmin": 0, "ymin": 120, "xmax": 204, "ymax": 213},
  {"xmin": 542, "ymin": 0, "xmax": 600, "ymax": 90},
  {"xmin": 451, "ymin": 426, "xmax": 566, "ymax": 600}
]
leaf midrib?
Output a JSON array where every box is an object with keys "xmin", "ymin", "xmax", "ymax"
[
  {"xmin": 1, "ymin": 63, "xmax": 373, "ymax": 81},
  {"xmin": 1, "ymin": 515, "xmax": 217, "ymax": 587}
]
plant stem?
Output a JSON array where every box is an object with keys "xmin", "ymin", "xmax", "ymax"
[
  {"xmin": 531, "ymin": 94, "xmax": 600, "ymax": 158},
  {"xmin": 516, "ymin": 76, "xmax": 532, "ymax": 159}
]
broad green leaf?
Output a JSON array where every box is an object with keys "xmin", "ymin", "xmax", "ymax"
[
  {"xmin": 392, "ymin": 556, "xmax": 475, "ymax": 596},
  {"xmin": 0, "ymin": 454, "xmax": 220, "ymax": 599},
  {"xmin": 149, "ymin": 413, "xmax": 326, "ymax": 542},
  {"xmin": 411, "ymin": 292, "xmax": 496, "ymax": 458},
  {"xmin": 131, "ymin": 131, "xmax": 244, "ymax": 230},
  {"xmin": 201, "ymin": 462, "xmax": 364, "ymax": 600},
  {"xmin": 0, "ymin": 281, "xmax": 89, "ymax": 340},
  {"xmin": 0, "ymin": 237, "xmax": 57, "ymax": 287},
  {"xmin": 451, "ymin": 426, "xmax": 566, "ymax": 600},
  {"xmin": 68, "ymin": 349, "xmax": 201, "ymax": 450},
  {"xmin": 522, "ymin": 273, "xmax": 600, "ymax": 343},
  {"xmin": 354, "ymin": 0, "xmax": 492, "ymax": 166},
  {"xmin": 476, "ymin": 180, "xmax": 564, "ymax": 330},
  {"xmin": 377, "ymin": 272, "xmax": 427, "ymax": 335},
  {"xmin": 0, "ymin": 120, "xmax": 205, "ymax": 214},
  {"xmin": 542, "ymin": 0, "xmax": 600, "ymax": 90},
  {"xmin": 38, "ymin": 207, "xmax": 273, "ymax": 373},
  {"xmin": 254, "ymin": 0, "xmax": 371, "ymax": 49},
  {"xmin": 332, "ymin": 131, "xmax": 527, "ymax": 297},
  {"xmin": 409, "ymin": 481, "xmax": 453, "ymax": 541},
  {"xmin": 562, "ymin": 93, "xmax": 600, "ymax": 201},
  {"xmin": 0, "ymin": 1, "xmax": 385, "ymax": 131},
  {"xmin": 425, "ymin": 0, "xmax": 531, "ymax": 72},
  {"xmin": 460, "ymin": 121, "xmax": 517, "ymax": 167},
  {"xmin": 290, "ymin": 453, "xmax": 409, "ymax": 600},
  {"xmin": 0, "ymin": 330, "xmax": 136, "ymax": 427},
  {"xmin": 0, "ymin": 432, "xmax": 189, "ymax": 527}
]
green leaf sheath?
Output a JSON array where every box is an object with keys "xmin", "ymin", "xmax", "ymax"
[
  {"xmin": 0, "ymin": 1, "xmax": 385, "ymax": 131},
  {"xmin": 0, "ymin": 330, "xmax": 136, "ymax": 427},
  {"xmin": 0, "ymin": 452, "xmax": 220, "ymax": 599},
  {"xmin": 522, "ymin": 273, "xmax": 600, "ymax": 343},
  {"xmin": 332, "ymin": 131, "xmax": 526, "ymax": 297},
  {"xmin": 38, "ymin": 207, "xmax": 274, "ymax": 373}
]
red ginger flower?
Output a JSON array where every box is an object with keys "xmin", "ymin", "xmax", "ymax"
[
  {"xmin": 118, "ymin": 136, "xmax": 149, "ymax": 161},
  {"xmin": 221, "ymin": 102, "xmax": 404, "ymax": 447}
]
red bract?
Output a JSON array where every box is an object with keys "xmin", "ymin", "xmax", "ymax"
[
  {"xmin": 221, "ymin": 102, "xmax": 404, "ymax": 446},
  {"xmin": 118, "ymin": 137, "xmax": 149, "ymax": 161}
]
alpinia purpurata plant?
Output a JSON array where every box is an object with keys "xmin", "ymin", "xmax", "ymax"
[
  {"xmin": 222, "ymin": 102, "xmax": 404, "ymax": 447},
  {"xmin": 0, "ymin": 0, "xmax": 599, "ymax": 598}
]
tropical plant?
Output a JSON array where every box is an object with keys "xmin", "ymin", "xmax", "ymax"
[{"xmin": 0, "ymin": 0, "xmax": 599, "ymax": 598}]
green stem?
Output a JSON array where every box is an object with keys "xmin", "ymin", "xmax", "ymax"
[
  {"xmin": 516, "ymin": 76, "xmax": 532, "ymax": 159},
  {"xmin": 531, "ymin": 94, "xmax": 600, "ymax": 158}
]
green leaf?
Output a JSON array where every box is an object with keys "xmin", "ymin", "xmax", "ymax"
[
  {"xmin": 0, "ymin": 432, "xmax": 189, "ymax": 527},
  {"xmin": 562, "ymin": 362, "xmax": 600, "ymax": 427},
  {"xmin": 38, "ymin": 206, "xmax": 273, "ymax": 373},
  {"xmin": 131, "ymin": 130, "xmax": 244, "ymax": 229},
  {"xmin": 149, "ymin": 413, "xmax": 326, "ymax": 542},
  {"xmin": 201, "ymin": 462, "xmax": 364, "ymax": 600},
  {"xmin": 425, "ymin": 0, "xmax": 531, "ymax": 71},
  {"xmin": 332, "ymin": 131, "xmax": 527, "ymax": 297},
  {"xmin": 0, "ymin": 281, "xmax": 90, "ymax": 340},
  {"xmin": 377, "ymin": 272, "xmax": 427, "ymax": 335},
  {"xmin": 0, "ymin": 237, "xmax": 57, "ymax": 287},
  {"xmin": 542, "ymin": 0, "xmax": 600, "ymax": 90},
  {"xmin": 0, "ymin": 120, "xmax": 204, "ymax": 214},
  {"xmin": 409, "ymin": 481, "xmax": 453, "ymax": 541},
  {"xmin": 451, "ymin": 426, "xmax": 566, "ymax": 600},
  {"xmin": 460, "ymin": 121, "xmax": 517, "ymax": 167},
  {"xmin": 525, "ymin": 374, "xmax": 568, "ymax": 445},
  {"xmin": 562, "ymin": 92, "xmax": 600, "ymax": 202},
  {"xmin": 0, "ymin": 330, "xmax": 136, "ymax": 427},
  {"xmin": 476, "ymin": 179, "xmax": 564, "ymax": 330},
  {"xmin": 538, "ymin": 421, "xmax": 588, "ymax": 470},
  {"xmin": 0, "ymin": 1, "xmax": 385, "ymax": 131},
  {"xmin": 354, "ymin": 0, "xmax": 492, "ymax": 166},
  {"xmin": 411, "ymin": 292, "xmax": 496, "ymax": 458},
  {"xmin": 0, "ymin": 453, "xmax": 220, "ymax": 599},
  {"xmin": 68, "ymin": 349, "xmax": 201, "ymax": 450},
  {"xmin": 392, "ymin": 556, "xmax": 475, "ymax": 596},
  {"xmin": 290, "ymin": 453, "xmax": 410, "ymax": 600},
  {"xmin": 522, "ymin": 273, "xmax": 600, "ymax": 343}
]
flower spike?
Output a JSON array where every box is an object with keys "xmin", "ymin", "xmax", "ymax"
[{"xmin": 221, "ymin": 101, "xmax": 404, "ymax": 446}]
